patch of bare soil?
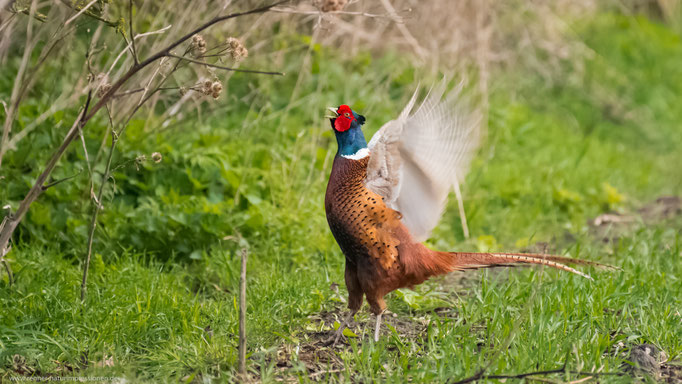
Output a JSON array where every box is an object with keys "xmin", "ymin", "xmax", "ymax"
[
  {"xmin": 271, "ymin": 273, "xmax": 488, "ymax": 382},
  {"xmin": 1, "ymin": 353, "xmax": 114, "ymax": 381},
  {"xmin": 609, "ymin": 342, "xmax": 682, "ymax": 383},
  {"xmin": 272, "ymin": 308, "xmax": 425, "ymax": 382},
  {"xmin": 661, "ymin": 362, "xmax": 682, "ymax": 384},
  {"xmin": 590, "ymin": 196, "xmax": 682, "ymax": 243}
]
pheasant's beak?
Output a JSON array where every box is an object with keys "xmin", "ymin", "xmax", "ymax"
[{"xmin": 325, "ymin": 107, "xmax": 339, "ymax": 119}]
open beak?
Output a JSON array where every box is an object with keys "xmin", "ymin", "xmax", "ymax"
[{"xmin": 324, "ymin": 107, "xmax": 338, "ymax": 119}]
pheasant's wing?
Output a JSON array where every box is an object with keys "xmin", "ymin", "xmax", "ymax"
[{"xmin": 366, "ymin": 81, "xmax": 482, "ymax": 241}]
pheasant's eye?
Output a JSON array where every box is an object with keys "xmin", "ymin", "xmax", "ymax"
[{"xmin": 344, "ymin": 112, "xmax": 351, "ymax": 118}]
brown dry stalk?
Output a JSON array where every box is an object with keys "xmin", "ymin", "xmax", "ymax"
[
  {"xmin": 238, "ymin": 248, "xmax": 248, "ymax": 379},
  {"xmin": 449, "ymin": 368, "xmax": 624, "ymax": 383}
]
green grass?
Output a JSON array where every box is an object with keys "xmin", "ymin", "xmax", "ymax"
[{"xmin": 2, "ymin": 12, "xmax": 682, "ymax": 383}]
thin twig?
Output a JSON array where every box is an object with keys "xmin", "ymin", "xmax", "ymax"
[
  {"xmin": 112, "ymin": 87, "xmax": 177, "ymax": 99},
  {"xmin": 10, "ymin": 6, "xmax": 47, "ymax": 22},
  {"xmin": 378, "ymin": 0, "xmax": 426, "ymax": 60},
  {"xmin": 238, "ymin": 248, "xmax": 248, "ymax": 379},
  {"xmin": 60, "ymin": 0, "xmax": 118, "ymax": 27},
  {"xmin": 2, "ymin": 258, "xmax": 13, "ymax": 286},
  {"xmin": 271, "ymin": 7, "xmax": 401, "ymax": 20},
  {"xmin": 64, "ymin": 0, "xmax": 99, "ymax": 26},
  {"xmin": 41, "ymin": 171, "xmax": 82, "ymax": 191},
  {"xmin": 308, "ymin": 369, "xmax": 344, "ymax": 378},
  {"xmin": 128, "ymin": 0, "xmax": 139, "ymax": 65},
  {"xmin": 452, "ymin": 369, "xmax": 624, "ymax": 383},
  {"xmin": 0, "ymin": 215, "xmax": 12, "ymax": 286},
  {"xmin": 105, "ymin": 24, "xmax": 172, "ymax": 80},
  {"xmin": 165, "ymin": 54, "xmax": 284, "ymax": 75},
  {"xmin": 81, "ymin": 104, "xmax": 115, "ymax": 302},
  {"xmin": 81, "ymin": 35, "xmax": 185, "ymax": 302}
]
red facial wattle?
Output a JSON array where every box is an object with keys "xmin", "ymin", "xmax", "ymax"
[{"xmin": 333, "ymin": 105, "xmax": 355, "ymax": 132}]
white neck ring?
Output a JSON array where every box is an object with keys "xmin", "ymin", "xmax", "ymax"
[{"xmin": 341, "ymin": 147, "xmax": 370, "ymax": 160}]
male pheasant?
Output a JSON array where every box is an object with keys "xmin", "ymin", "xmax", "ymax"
[{"xmin": 324, "ymin": 82, "xmax": 603, "ymax": 344}]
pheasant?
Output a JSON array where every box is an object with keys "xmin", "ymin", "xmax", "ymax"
[{"xmin": 324, "ymin": 82, "xmax": 603, "ymax": 344}]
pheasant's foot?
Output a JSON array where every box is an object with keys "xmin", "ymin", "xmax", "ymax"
[{"xmin": 322, "ymin": 311, "xmax": 355, "ymax": 346}]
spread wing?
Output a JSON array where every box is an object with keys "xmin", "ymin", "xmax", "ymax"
[{"xmin": 365, "ymin": 81, "xmax": 482, "ymax": 241}]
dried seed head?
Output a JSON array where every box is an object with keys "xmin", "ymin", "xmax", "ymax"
[
  {"xmin": 211, "ymin": 82, "xmax": 222, "ymax": 94},
  {"xmin": 315, "ymin": 0, "xmax": 348, "ymax": 12},
  {"xmin": 97, "ymin": 83, "xmax": 112, "ymax": 98},
  {"xmin": 134, "ymin": 154, "xmax": 146, "ymax": 171},
  {"xmin": 202, "ymin": 80, "xmax": 213, "ymax": 95},
  {"xmin": 179, "ymin": 86, "xmax": 188, "ymax": 96},
  {"xmin": 226, "ymin": 37, "xmax": 248, "ymax": 62},
  {"xmin": 151, "ymin": 152, "xmax": 162, "ymax": 163},
  {"xmin": 211, "ymin": 81, "xmax": 223, "ymax": 99},
  {"xmin": 190, "ymin": 34, "xmax": 207, "ymax": 56},
  {"xmin": 95, "ymin": 73, "xmax": 112, "ymax": 98}
]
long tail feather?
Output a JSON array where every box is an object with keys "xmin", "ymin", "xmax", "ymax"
[
  {"xmin": 443, "ymin": 252, "xmax": 607, "ymax": 280},
  {"xmin": 480, "ymin": 252, "xmax": 618, "ymax": 270}
]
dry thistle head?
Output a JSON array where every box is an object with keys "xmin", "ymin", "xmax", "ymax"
[
  {"xmin": 314, "ymin": 0, "xmax": 348, "ymax": 12},
  {"xmin": 201, "ymin": 80, "xmax": 213, "ymax": 95},
  {"xmin": 95, "ymin": 73, "xmax": 112, "ymax": 98},
  {"xmin": 134, "ymin": 154, "xmax": 146, "ymax": 171},
  {"xmin": 190, "ymin": 34, "xmax": 207, "ymax": 56},
  {"xmin": 210, "ymin": 81, "xmax": 223, "ymax": 99},
  {"xmin": 226, "ymin": 37, "xmax": 248, "ymax": 62}
]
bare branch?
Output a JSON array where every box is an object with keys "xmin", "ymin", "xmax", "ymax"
[
  {"xmin": 1, "ymin": 258, "xmax": 13, "ymax": 286},
  {"xmin": 105, "ymin": 24, "xmax": 172, "ymax": 79},
  {"xmin": 0, "ymin": 215, "xmax": 13, "ymax": 286},
  {"xmin": 378, "ymin": 0, "xmax": 426, "ymax": 60},
  {"xmin": 60, "ymin": 0, "xmax": 118, "ymax": 27},
  {"xmin": 80, "ymin": 118, "xmax": 115, "ymax": 302},
  {"xmin": 165, "ymin": 53, "xmax": 284, "ymax": 75},
  {"xmin": 9, "ymin": 5, "xmax": 47, "ymax": 23},
  {"xmin": 41, "ymin": 171, "xmax": 82, "ymax": 191},
  {"xmin": 238, "ymin": 248, "xmax": 248, "ymax": 378},
  {"xmin": 128, "ymin": 0, "xmax": 139, "ymax": 64},
  {"xmin": 64, "ymin": 0, "xmax": 99, "ymax": 26},
  {"xmin": 112, "ymin": 86, "xmax": 177, "ymax": 99},
  {"xmin": 449, "ymin": 368, "xmax": 625, "ymax": 383},
  {"xmin": 271, "ymin": 7, "xmax": 401, "ymax": 20}
]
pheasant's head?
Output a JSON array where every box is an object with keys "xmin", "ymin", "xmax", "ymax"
[
  {"xmin": 327, "ymin": 105, "xmax": 368, "ymax": 157},
  {"xmin": 328, "ymin": 105, "xmax": 366, "ymax": 132}
]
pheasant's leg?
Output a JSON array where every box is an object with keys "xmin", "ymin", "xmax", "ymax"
[
  {"xmin": 374, "ymin": 311, "xmax": 384, "ymax": 342},
  {"xmin": 366, "ymin": 294, "xmax": 387, "ymax": 342},
  {"xmin": 322, "ymin": 262, "xmax": 363, "ymax": 346}
]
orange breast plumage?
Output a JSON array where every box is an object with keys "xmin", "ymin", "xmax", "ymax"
[{"xmin": 325, "ymin": 155, "xmax": 403, "ymax": 270}]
